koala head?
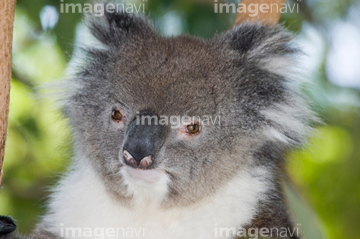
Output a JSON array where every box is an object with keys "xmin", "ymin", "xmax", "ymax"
[{"xmin": 60, "ymin": 9, "xmax": 315, "ymax": 208}]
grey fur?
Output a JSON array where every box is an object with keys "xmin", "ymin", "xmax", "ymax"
[{"xmin": 1, "ymin": 8, "xmax": 316, "ymax": 239}]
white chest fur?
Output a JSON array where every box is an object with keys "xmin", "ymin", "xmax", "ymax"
[{"xmin": 40, "ymin": 163, "xmax": 269, "ymax": 239}]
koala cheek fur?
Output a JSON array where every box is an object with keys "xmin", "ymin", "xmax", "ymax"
[{"xmin": 2, "ymin": 5, "xmax": 317, "ymax": 239}]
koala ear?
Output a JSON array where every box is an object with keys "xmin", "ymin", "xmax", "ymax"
[
  {"xmin": 223, "ymin": 23, "xmax": 297, "ymax": 77},
  {"xmin": 86, "ymin": 4, "xmax": 156, "ymax": 49},
  {"xmin": 225, "ymin": 23, "xmax": 295, "ymax": 58},
  {"xmin": 222, "ymin": 24, "xmax": 318, "ymax": 147}
]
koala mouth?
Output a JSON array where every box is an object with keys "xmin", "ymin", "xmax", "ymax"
[{"xmin": 123, "ymin": 166, "xmax": 166, "ymax": 184}]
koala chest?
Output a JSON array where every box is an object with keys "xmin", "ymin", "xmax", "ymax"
[{"xmin": 42, "ymin": 166, "xmax": 269, "ymax": 239}]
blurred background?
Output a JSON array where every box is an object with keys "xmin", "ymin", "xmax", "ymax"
[{"xmin": 0, "ymin": 0, "xmax": 359, "ymax": 238}]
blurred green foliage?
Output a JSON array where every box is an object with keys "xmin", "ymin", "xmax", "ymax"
[{"xmin": 1, "ymin": 0, "xmax": 359, "ymax": 238}]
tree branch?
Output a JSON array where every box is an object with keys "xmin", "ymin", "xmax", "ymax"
[
  {"xmin": 233, "ymin": 0, "xmax": 286, "ymax": 26},
  {"xmin": 0, "ymin": 0, "xmax": 16, "ymax": 186}
]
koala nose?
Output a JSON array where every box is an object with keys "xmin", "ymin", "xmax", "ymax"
[
  {"xmin": 122, "ymin": 112, "xmax": 167, "ymax": 170},
  {"xmin": 123, "ymin": 150, "xmax": 154, "ymax": 169}
]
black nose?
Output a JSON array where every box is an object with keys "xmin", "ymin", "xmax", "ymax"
[
  {"xmin": 122, "ymin": 112, "xmax": 166, "ymax": 169},
  {"xmin": 123, "ymin": 150, "xmax": 154, "ymax": 169}
]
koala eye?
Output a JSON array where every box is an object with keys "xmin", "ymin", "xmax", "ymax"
[
  {"xmin": 111, "ymin": 109, "xmax": 123, "ymax": 122},
  {"xmin": 186, "ymin": 124, "xmax": 200, "ymax": 134}
]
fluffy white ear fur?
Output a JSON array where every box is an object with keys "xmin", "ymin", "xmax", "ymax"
[
  {"xmin": 261, "ymin": 101, "xmax": 314, "ymax": 145},
  {"xmin": 257, "ymin": 52, "xmax": 318, "ymax": 146},
  {"xmin": 38, "ymin": 159, "xmax": 270, "ymax": 239},
  {"xmin": 38, "ymin": 22, "xmax": 110, "ymax": 111}
]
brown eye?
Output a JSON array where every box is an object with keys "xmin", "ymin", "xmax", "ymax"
[
  {"xmin": 112, "ymin": 110, "xmax": 123, "ymax": 121},
  {"xmin": 186, "ymin": 124, "xmax": 200, "ymax": 134}
]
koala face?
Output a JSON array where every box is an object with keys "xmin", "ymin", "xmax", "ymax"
[{"xmin": 62, "ymin": 11, "xmax": 314, "ymax": 207}]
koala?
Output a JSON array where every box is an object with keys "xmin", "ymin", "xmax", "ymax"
[{"xmin": 0, "ymin": 7, "xmax": 316, "ymax": 239}]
